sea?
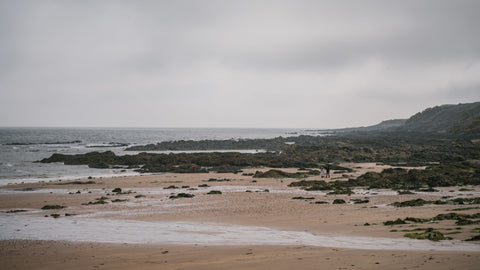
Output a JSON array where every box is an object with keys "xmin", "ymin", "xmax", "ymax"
[{"xmin": 0, "ymin": 127, "xmax": 324, "ymax": 186}]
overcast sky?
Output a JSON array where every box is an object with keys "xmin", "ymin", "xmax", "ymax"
[{"xmin": 1, "ymin": 0, "xmax": 479, "ymax": 128}]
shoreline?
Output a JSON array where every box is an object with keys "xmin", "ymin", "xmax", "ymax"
[{"xmin": 1, "ymin": 163, "xmax": 479, "ymax": 269}]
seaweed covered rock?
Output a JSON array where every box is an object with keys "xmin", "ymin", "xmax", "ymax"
[
  {"xmin": 169, "ymin": 193, "xmax": 195, "ymax": 199},
  {"xmin": 383, "ymin": 218, "xmax": 407, "ymax": 226},
  {"xmin": 391, "ymin": 198, "xmax": 430, "ymax": 207},
  {"xmin": 40, "ymin": 151, "xmax": 117, "ymax": 169},
  {"xmin": 466, "ymin": 235, "xmax": 480, "ymax": 241},
  {"xmin": 292, "ymin": 196, "xmax": 315, "ymax": 200},
  {"xmin": 254, "ymin": 169, "xmax": 291, "ymax": 178},
  {"xmin": 289, "ymin": 180, "xmax": 329, "ymax": 190},
  {"xmin": 112, "ymin": 188, "xmax": 122, "ymax": 193},
  {"xmin": 404, "ymin": 228, "xmax": 446, "ymax": 241},
  {"xmin": 41, "ymin": 205, "xmax": 66, "ymax": 210}
]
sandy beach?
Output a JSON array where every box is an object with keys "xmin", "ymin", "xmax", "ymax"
[{"xmin": 1, "ymin": 163, "xmax": 479, "ymax": 269}]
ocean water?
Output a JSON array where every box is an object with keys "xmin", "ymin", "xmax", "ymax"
[{"xmin": 0, "ymin": 127, "xmax": 318, "ymax": 185}]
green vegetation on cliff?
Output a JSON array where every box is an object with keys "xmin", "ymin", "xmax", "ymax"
[{"xmin": 400, "ymin": 102, "xmax": 480, "ymax": 136}]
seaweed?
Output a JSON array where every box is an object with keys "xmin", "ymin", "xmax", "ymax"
[
  {"xmin": 314, "ymin": 201, "xmax": 328, "ymax": 204},
  {"xmin": 404, "ymin": 217, "xmax": 429, "ymax": 223},
  {"xmin": 384, "ymin": 212, "xmax": 480, "ymax": 226},
  {"xmin": 404, "ymin": 228, "xmax": 446, "ymax": 241},
  {"xmin": 56, "ymin": 180, "xmax": 96, "ymax": 185},
  {"xmin": 351, "ymin": 199, "xmax": 370, "ymax": 204},
  {"xmin": 391, "ymin": 199, "xmax": 430, "ymax": 207},
  {"xmin": 455, "ymin": 219, "xmax": 480, "ymax": 226},
  {"xmin": 207, "ymin": 178, "xmax": 231, "ymax": 182},
  {"xmin": 41, "ymin": 205, "xmax": 66, "ymax": 210},
  {"xmin": 384, "ymin": 218, "xmax": 407, "ymax": 226},
  {"xmin": 292, "ymin": 196, "xmax": 315, "ymax": 200},
  {"xmin": 169, "ymin": 193, "xmax": 195, "ymax": 199},
  {"xmin": 206, "ymin": 190, "xmax": 222, "ymax": 195},
  {"xmin": 390, "ymin": 197, "xmax": 480, "ymax": 207},
  {"xmin": 328, "ymin": 188, "xmax": 354, "ymax": 195},
  {"xmin": 254, "ymin": 169, "xmax": 298, "ymax": 179},
  {"xmin": 465, "ymin": 234, "xmax": 480, "ymax": 241},
  {"xmin": 83, "ymin": 200, "xmax": 108, "ymax": 205},
  {"xmin": 6, "ymin": 209, "xmax": 28, "ymax": 213}
]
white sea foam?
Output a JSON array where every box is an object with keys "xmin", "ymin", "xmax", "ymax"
[{"xmin": 1, "ymin": 215, "xmax": 478, "ymax": 251}]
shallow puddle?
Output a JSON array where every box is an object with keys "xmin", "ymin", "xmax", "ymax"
[{"xmin": 1, "ymin": 215, "xmax": 478, "ymax": 251}]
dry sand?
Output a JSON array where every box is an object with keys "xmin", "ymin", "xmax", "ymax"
[{"xmin": 1, "ymin": 163, "xmax": 479, "ymax": 269}]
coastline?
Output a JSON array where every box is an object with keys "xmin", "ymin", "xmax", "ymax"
[{"xmin": 1, "ymin": 164, "xmax": 479, "ymax": 269}]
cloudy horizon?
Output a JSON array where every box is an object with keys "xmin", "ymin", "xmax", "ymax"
[{"xmin": 1, "ymin": 0, "xmax": 479, "ymax": 129}]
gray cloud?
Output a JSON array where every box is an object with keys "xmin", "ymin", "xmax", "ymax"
[{"xmin": 0, "ymin": 0, "xmax": 479, "ymax": 128}]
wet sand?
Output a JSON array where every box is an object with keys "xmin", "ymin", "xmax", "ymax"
[
  {"xmin": 1, "ymin": 163, "xmax": 479, "ymax": 269},
  {"xmin": 2, "ymin": 240, "xmax": 479, "ymax": 270}
]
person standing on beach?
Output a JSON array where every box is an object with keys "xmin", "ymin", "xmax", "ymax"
[
  {"xmin": 326, "ymin": 166, "xmax": 330, "ymax": 178},
  {"xmin": 320, "ymin": 167, "xmax": 325, "ymax": 178}
]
